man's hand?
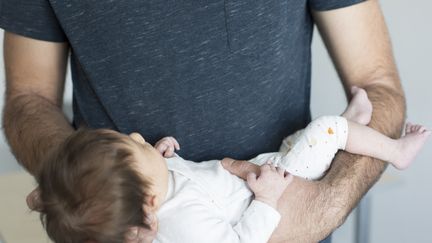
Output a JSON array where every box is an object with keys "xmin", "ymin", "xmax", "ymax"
[
  {"xmin": 246, "ymin": 162, "xmax": 293, "ymax": 209},
  {"xmin": 154, "ymin": 136, "xmax": 180, "ymax": 158},
  {"xmin": 221, "ymin": 157, "xmax": 260, "ymax": 179}
]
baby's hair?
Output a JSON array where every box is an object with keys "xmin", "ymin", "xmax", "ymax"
[{"xmin": 37, "ymin": 128, "xmax": 152, "ymax": 243}]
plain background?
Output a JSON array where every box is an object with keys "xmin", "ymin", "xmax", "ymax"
[{"xmin": 0, "ymin": 1, "xmax": 430, "ymax": 242}]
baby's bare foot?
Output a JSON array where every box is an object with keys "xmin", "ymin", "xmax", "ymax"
[
  {"xmin": 342, "ymin": 86, "xmax": 373, "ymax": 125},
  {"xmin": 392, "ymin": 123, "xmax": 431, "ymax": 170}
]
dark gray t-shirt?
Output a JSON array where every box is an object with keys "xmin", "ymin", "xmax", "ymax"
[{"xmin": 0, "ymin": 0, "xmax": 363, "ymax": 162}]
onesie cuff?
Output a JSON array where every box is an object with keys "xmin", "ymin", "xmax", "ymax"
[{"xmin": 247, "ymin": 200, "xmax": 281, "ymax": 225}]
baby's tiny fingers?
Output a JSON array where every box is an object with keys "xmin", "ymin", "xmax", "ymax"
[
  {"xmin": 418, "ymin": 126, "xmax": 427, "ymax": 133},
  {"xmin": 276, "ymin": 166, "xmax": 285, "ymax": 176},
  {"xmin": 164, "ymin": 145, "xmax": 175, "ymax": 157},
  {"xmin": 169, "ymin": 137, "xmax": 181, "ymax": 150},
  {"xmin": 162, "ymin": 141, "xmax": 173, "ymax": 149},
  {"xmin": 156, "ymin": 144, "xmax": 168, "ymax": 153},
  {"xmin": 260, "ymin": 164, "xmax": 271, "ymax": 172}
]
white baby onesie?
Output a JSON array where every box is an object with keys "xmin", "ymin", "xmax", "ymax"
[
  {"xmin": 249, "ymin": 115, "xmax": 349, "ymax": 180},
  {"xmin": 154, "ymin": 115, "xmax": 348, "ymax": 243},
  {"xmin": 154, "ymin": 157, "xmax": 281, "ymax": 243}
]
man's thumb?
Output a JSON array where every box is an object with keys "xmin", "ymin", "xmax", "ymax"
[
  {"xmin": 246, "ymin": 172, "xmax": 257, "ymax": 188},
  {"xmin": 221, "ymin": 157, "xmax": 260, "ymax": 180}
]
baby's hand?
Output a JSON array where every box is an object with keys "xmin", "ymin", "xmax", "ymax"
[
  {"xmin": 247, "ymin": 161, "xmax": 293, "ymax": 209},
  {"xmin": 154, "ymin": 136, "xmax": 180, "ymax": 158}
]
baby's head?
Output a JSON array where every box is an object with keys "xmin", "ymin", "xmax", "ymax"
[{"xmin": 37, "ymin": 128, "xmax": 169, "ymax": 243}]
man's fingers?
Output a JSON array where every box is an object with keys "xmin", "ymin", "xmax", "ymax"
[
  {"xmin": 144, "ymin": 213, "xmax": 157, "ymax": 227},
  {"xmin": 125, "ymin": 227, "xmax": 139, "ymax": 242},
  {"xmin": 246, "ymin": 172, "xmax": 257, "ymax": 188},
  {"xmin": 26, "ymin": 187, "xmax": 43, "ymax": 212},
  {"xmin": 221, "ymin": 157, "xmax": 260, "ymax": 180},
  {"xmin": 125, "ymin": 225, "xmax": 157, "ymax": 243}
]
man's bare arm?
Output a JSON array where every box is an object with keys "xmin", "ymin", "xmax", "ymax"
[
  {"xmin": 2, "ymin": 32, "xmax": 74, "ymax": 176},
  {"xmin": 3, "ymin": 32, "xmax": 150, "ymax": 243},
  {"xmin": 280, "ymin": 1, "xmax": 405, "ymax": 241},
  {"xmin": 312, "ymin": 0, "xmax": 405, "ymax": 227},
  {"xmin": 223, "ymin": 1, "xmax": 405, "ymax": 242}
]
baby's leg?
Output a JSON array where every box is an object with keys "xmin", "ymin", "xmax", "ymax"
[
  {"xmin": 277, "ymin": 86, "xmax": 428, "ymax": 177},
  {"xmin": 276, "ymin": 116, "xmax": 349, "ymax": 180},
  {"xmin": 346, "ymin": 121, "xmax": 431, "ymax": 170},
  {"xmin": 340, "ymin": 87, "xmax": 430, "ymax": 169}
]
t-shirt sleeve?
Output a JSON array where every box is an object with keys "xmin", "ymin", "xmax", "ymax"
[
  {"xmin": 0, "ymin": 0, "xmax": 67, "ymax": 42},
  {"xmin": 309, "ymin": 0, "xmax": 366, "ymax": 11}
]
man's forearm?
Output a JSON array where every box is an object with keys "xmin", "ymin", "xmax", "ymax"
[
  {"xmin": 3, "ymin": 93, "xmax": 74, "ymax": 175},
  {"xmin": 313, "ymin": 82, "xmax": 405, "ymax": 239},
  {"xmin": 325, "ymin": 83, "xmax": 404, "ymax": 207},
  {"xmin": 288, "ymin": 1, "xmax": 407, "ymax": 240}
]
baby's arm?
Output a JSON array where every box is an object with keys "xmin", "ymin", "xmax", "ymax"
[
  {"xmin": 230, "ymin": 163, "xmax": 293, "ymax": 243},
  {"xmin": 154, "ymin": 136, "xmax": 180, "ymax": 158},
  {"xmin": 171, "ymin": 162, "xmax": 293, "ymax": 243}
]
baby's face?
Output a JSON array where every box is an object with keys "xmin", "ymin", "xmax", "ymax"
[{"xmin": 127, "ymin": 133, "xmax": 169, "ymax": 210}]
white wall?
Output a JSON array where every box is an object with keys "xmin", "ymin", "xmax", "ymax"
[{"xmin": 1, "ymin": 1, "xmax": 431, "ymax": 242}]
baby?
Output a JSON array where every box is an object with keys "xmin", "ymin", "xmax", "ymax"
[{"xmin": 37, "ymin": 87, "xmax": 430, "ymax": 243}]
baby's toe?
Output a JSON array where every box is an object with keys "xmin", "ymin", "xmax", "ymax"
[
  {"xmin": 418, "ymin": 126, "xmax": 427, "ymax": 133},
  {"xmin": 406, "ymin": 122, "xmax": 413, "ymax": 133}
]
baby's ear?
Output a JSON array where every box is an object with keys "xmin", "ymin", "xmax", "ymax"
[
  {"xmin": 142, "ymin": 200, "xmax": 159, "ymax": 230},
  {"xmin": 129, "ymin": 132, "xmax": 146, "ymax": 144},
  {"xmin": 143, "ymin": 195, "xmax": 158, "ymax": 211}
]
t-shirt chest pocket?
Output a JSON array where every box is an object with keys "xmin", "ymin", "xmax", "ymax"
[{"xmin": 224, "ymin": 0, "xmax": 290, "ymax": 56}]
